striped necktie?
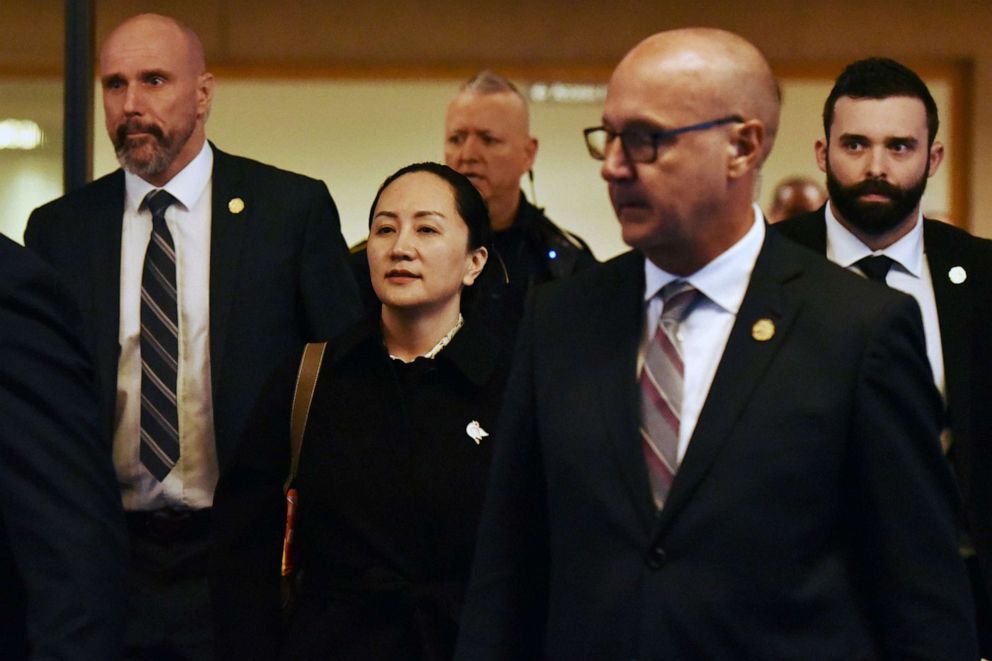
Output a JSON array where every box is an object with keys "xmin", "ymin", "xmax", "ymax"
[
  {"xmin": 140, "ymin": 189, "xmax": 180, "ymax": 481},
  {"xmin": 640, "ymin": 280, "xmax": 700, "ymax": 510}
]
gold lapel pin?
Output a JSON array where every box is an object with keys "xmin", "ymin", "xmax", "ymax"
[
  {"xmin": 948, "ymin": 266, "xmax": 967, "ymax": 285},
  {"xmin": 751, "ymin": 318, "xmax": 775, "ymax": 342},
  {"xmin": 228, "ymin": 197, "xmax": 245, "ymax": 214}
]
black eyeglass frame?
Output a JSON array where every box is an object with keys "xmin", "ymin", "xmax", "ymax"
[{"xmin": 583, "ymin": 114, "xmax": 745, "ymax": 163}]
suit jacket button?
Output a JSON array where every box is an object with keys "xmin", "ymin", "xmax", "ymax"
[{"xmin": 646, "ymin": 546, "xmax": 666, "ymax": 570}]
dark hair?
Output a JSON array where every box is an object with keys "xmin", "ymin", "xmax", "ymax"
[
  {"xmin": 823, "ymin": 57, "xmax": 939, "ymax": 146},
  {"xmin": 368, "ymin": 162, "xmax": 491, "ymax": 250}
]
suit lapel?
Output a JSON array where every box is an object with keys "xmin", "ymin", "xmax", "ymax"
[
  {"xmin": 774, "ymin": 206, "xmax": 828, "ymax": 253},
  {"xmin": 656, "ymin": 231, "xmax": 804, "ymax": 533},
  {"xmin": 924, "ymin": 221, "xmax": 972, "ymax": 436},
  {"xmin": 89, "ymin": 172, "xmax": 126, "ymax": 435},
  {"xmin": 208, "ymin": 147, "xmax": 250, "ymax": 396},
  {"xmin": 586, "ymin": 252, "xmax": 657, "ymax": 532}
]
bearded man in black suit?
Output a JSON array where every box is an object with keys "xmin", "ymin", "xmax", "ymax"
[
  {"xmin": 25, "ymin": 13, "xmax": 361, "ymax": 659},
  {"xmin": 775, "ymin": 56, "xmax": 992, "ymax": 658},
  {"xmin": 456, "ymin": 30, "xmax": 976, "ymax": 660}
]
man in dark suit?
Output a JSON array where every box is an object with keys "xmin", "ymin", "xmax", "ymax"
[
  {"xmin": 24, "ymin": 13, "xmax": 361, "ymax": 659},
  {"xmin": 0, "ymin": 233, "xmax": 127, "ymax": 659},
  {"xmin": 455, "ymin": 29, "xmax": 976, "ymax": 659},
  {"xmin": 775, "ymin": 56, "xmax": 992, "ymax": 657}
]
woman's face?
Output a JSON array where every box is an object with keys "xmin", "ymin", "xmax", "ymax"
[{"xmin": 368, "ymin": 171, "xmax": 487, "ymax": 315}]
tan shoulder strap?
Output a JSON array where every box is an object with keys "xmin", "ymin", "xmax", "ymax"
[{"xmin": 285, "ymin": 341, "xmax": 327, "ymax": 493}]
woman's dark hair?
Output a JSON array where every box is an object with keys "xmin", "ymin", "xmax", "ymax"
[{"xmin": 368, "ymin": 162, "xmax": 492, "ymax": 250}]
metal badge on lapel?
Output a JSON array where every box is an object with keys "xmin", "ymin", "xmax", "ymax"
[
  {"xmin": 466, "ymin": 420, "xmax": 488, "ymax": 445},
  {"xmin": 228, "ymin": 197, "xmax": 245, "ymax": 214},
  {"xmin": 751, "ymin": 318, "xmax": 775, "ymax": 342},
  {"xmin": 948, "ymin": 266, "xmax": 967, "ymax": 285}
]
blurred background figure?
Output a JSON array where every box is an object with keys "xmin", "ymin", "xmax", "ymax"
[
  {"xmin": 443, "ymin": 71, "xmax": 596, "ymax": 344},
  {"xmin": 766, "ymin": 175, "xmax": 827, "ymax": 223},
  {"xmin": 212, "ymin": 163, "xmax": 509, "ymax": 660},
  {"xmin": 0, "ymin": 232, "xmax": 126, "ymax": 660}
]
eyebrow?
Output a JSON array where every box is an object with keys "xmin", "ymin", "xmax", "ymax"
[
  {"xmin": 101, "ymin": 68, "xmax": 170, "ymax": 84},
  {"xmin": 838, "ymin": 132, "xmax": 918, "ymax": 144},
  {"xmin": 372, "ymin": 210, "xmax": 447, "ymax": 220}
]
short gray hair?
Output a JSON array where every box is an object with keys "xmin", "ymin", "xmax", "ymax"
[{"xmin": 460, "ymin": 70, "xmax": 528, "ymax": 108}]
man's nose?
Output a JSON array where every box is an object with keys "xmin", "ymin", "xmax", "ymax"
[
  {"xmin": 865, "ymin": 146, "xmax": 889, "ymax": 179},
  {"xmin": 122, "ymin": 86, "xmax": 144, "ymax": 116},
  {"xmin": 601, "ymin": 137, "xmax": 634, "ymax": 182}
]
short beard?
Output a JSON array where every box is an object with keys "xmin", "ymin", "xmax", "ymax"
[
  {"xmin": 113, "ymin": 118, "xmax": 194, "ymax": 181},
  {"xmin": 825, "ymin": 158, "xmax": 928, "ymax": 237}
]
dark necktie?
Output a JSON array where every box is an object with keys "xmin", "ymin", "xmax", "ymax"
[
  {"xmin": 855, "ymin": 255, "xmax": 895, "ymax": 283},
  {"xmin": 140, "ymin": 189, "xmax": 180, "ymax": 481},
  {"xmin": 640, "ymin": 281, "xmax": 700, "ymax": 510}
]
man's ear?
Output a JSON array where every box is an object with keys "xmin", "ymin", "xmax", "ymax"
[
  {"xmin": 815, "ymin": 138, "xmax": 828, "ymax": 174},
  {"xmin": 727, "ymin": 120, "xmax": 764, "ymax": 179},
  {"xmin": 197, "ymin": 72, "xmax": 215, "ymax": 121},
  {"xmin": 928, "ymin": 140, "xmax": 945, "ymax": 178},
  {"xmin": 523, "ymin": 136, "xmax": 538, "ymax": 172}
]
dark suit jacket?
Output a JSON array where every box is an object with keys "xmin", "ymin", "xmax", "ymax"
[
  {"xmin": 456, "ymin": 230, "xmax": 976, "ymax": 660},
  {"xmin": 775, "ymin": 207, "xmax": 992, "ymax": 605},
  {"xmin": 23, "ymin": 146, "xmax": 362, "ymax": 468},
  {"xmin": 0, "ymin": 233, "xmax": 127, "ymax": 659}
]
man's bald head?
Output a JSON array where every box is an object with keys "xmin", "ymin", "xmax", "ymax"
[
  {"xmin": 101, "ymin": 14, "xmax": 206, "ymax": 77},
  {"xmin": 615, "ymin": 28, "xmax": 780, "ymax": 162}
]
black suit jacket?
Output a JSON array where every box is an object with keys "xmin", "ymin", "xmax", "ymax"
[
  {"xmin": 0, "ymin": 233, "xmax": 127, "ymax": 659},
  {"xmin": 776, "ymin": 206, "xmax": 992, "ymax": 608},
  {"xmin": 456, "ymin": 230, "xmax": 976, "ymax": 659},
  {"xmin": 24, "ymin": 146, "xmax": 362, "ymax": 468},
  {"xmin": 211, "ymin": 316, "xmax": 508, "ymax": 659}
]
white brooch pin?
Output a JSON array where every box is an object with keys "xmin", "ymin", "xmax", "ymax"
[
  {"xmin": 466, "ymin": 420, "xmax": 489, "ymax": 445},
  {"xmin": 948, "ymin": 266, "xmax": 967, "ymax": 285}
]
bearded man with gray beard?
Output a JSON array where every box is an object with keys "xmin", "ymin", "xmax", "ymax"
[{"xmin": 24, "ymin": 13, "xmax": 361, "ymax": 660}]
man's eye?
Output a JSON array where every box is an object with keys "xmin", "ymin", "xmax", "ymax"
[{"xmin": 623, "ymin": 131, "xmax": 652, "ymax": 149}]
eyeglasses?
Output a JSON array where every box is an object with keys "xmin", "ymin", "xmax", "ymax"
[{"xmin": 583, "ymin": 115, "xmax": 744, "ymax": 163}]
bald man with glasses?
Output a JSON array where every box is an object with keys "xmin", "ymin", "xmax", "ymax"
[{"xmin": 456, "ymin": 28, "xmax": 975, "ymax": 660}]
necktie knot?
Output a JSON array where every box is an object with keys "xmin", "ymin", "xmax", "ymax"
[
  {"xmin": 659, "ymin": 280, "xmax": 700, "ymax": 328},
  {"xmin": 143, "ymin": 189, "xmax": 177, "ymax": 221},
  {"xmin": 855, "ymin": 255, "xmax": 895, "ymax": 283}
]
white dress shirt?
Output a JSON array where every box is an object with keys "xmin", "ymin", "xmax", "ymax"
[
  {"xmin": 824, "ymin": 201, "xmax": 945, "ymax": 400},
  {"xmin": 642, "ymin": 203, "xmax": 765, "ymax": 463},
  {"xmin": 116, "ymin": 142, "xmax": 218, "ymax": 511}
]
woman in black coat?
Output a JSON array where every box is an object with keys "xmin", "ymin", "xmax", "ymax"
[{"xmin": 210, "ymin": 163, "xmax": 507, "ymax": 660}]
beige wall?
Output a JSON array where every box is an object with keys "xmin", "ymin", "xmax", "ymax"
[{"xmin": 2, "ymin": 0, "xmax": 990, "ymax": 243}]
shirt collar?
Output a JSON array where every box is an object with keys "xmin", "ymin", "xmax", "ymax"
[
  {"xmin": 124, "ymin": 141, "xmax": 214, "ymax": 213},
  {"xmin": 824, "ymin": 200, "xmax": 924, "ymax": 278},
  {"xmin": 388, "ymin": 314, "xmax": 465, "ymax": 362},
  {"xmin": 644, "ymin": 202, "xmax": 766, "ymax": 315}
]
